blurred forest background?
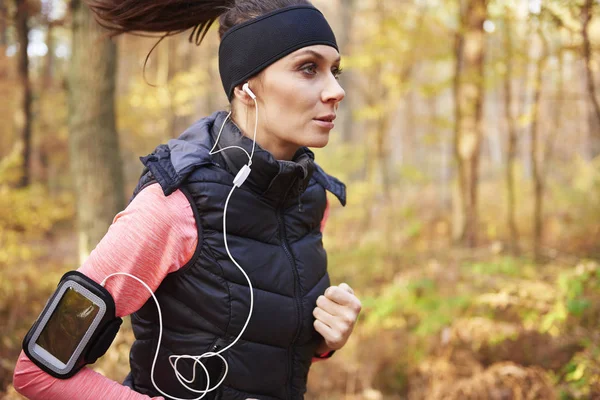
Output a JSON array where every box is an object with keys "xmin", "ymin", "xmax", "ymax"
[{"xmin": 1, "ymin": 0, "xmax": 600, "ymax": 398}]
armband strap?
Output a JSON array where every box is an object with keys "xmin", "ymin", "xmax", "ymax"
[{"xmin": 22, "ymin": 271, "xmax": 122, "ymax": 379}]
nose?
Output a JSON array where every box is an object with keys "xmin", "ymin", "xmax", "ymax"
[{"xmin": 322, "ymin": 74, "xmax": 345, "ymax": 105}]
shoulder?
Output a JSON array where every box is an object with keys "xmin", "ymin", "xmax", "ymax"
[{"xmin": 119, "ymin": 182, "xmax": 193, "ymax": 226}]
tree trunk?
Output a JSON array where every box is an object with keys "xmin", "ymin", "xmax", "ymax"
[
  {"xmin": 0, "ymin": 4, "xmax": 7, "ymax": 84},
  {"xmin": 0, "ymin": 2, "xmax": 7, "ymax": 47},
  {"xmin": 68, "ymin": 0, "xmax": 125, "ymax": 264},
  {"xmin": 582, "ymin": 0, "xmax": 600, "ymax": 157},
  {"xmin": 204, "ymin": 36, "xmax": 218, "ymax": 114},
  {"xmin": 43, "ymin": 22, "xmax": 56, "ymax": 89},
  {"xmin": 14, "ymin": 0, "xmax": 33, "ymax": 188},
  {"xmin": 452, "ymin": 18, "xmax": 465, "ymax": 243},
  {"xmin": 337, "ymin": 0, "xmax": 356, "ymax": 142},
  {"xmin": 375, "ymin": 0, "xmax": 391, "ymax": 200},
  {"xmin": 375, "ymin": 105, "xmax": 392, "ymax": 200},
  {"xmin": 438, "ymin": 90, "xmax": 452, "ymax": 211},
  {"xmin": 40, "ymin": 7, "xmax": 56, "ymax": 188},
  {"xmin": 530, "ymin": 25, "xmax": 548, "ymax": 262},
  {"xmin": 503, "ymin": 9, "xmax": 519, "ymax": 254},
  {"xmin": 534, "ymin": 50, "xmax": 564, "ymax": 260},
  {"xmin": 169, "ymin": 37, "xmax": 193, "ymax": 138},
  {"xmin": 452, "ymin": 0, "xmax": 487, "ymax": 247},
  {"xmin": 403, "ymin": 89, "xmax": 417, "ymax": 167}
]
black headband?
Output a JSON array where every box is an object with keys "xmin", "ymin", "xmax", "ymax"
[{"xmin": 218, "ymin": 5, "xmax": 338, "ymax": 101}]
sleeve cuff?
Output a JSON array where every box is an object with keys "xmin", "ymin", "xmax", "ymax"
[{"xmin": 313, "ymin": 350, "xmax": 335, "ymax": 359}]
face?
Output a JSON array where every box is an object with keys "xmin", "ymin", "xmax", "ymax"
[{"xmin": 233, "ymin": 45, "xmax": 345, "ymax": 160}]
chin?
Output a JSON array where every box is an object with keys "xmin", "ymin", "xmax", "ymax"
[{"xmin": 304, "ymin": 136, "xmax": 329, "ymax": 149}]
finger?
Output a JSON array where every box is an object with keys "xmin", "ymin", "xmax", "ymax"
[
  {"xmin": 339, "ymin": 282, "xmax": 354, "ymax": 295},
  {"xmin": 314, "ymin": 304, "xmax": 354, "ymax": 335},
  {"xmin": 313, "ymin": 306, "xmax": 336, "ymax": 328},
  {"xmin": 314, "ymin": 319, "xmax": 344, "ymax": 349},
  {"xmin": 316, "ymin": 295, "xmax": 345, "ymax": 316},
  {"xmin": 324, "ymin": 286, "xmax": 356, "ymax": 307},
  {"xmin": 314, "ymin": 318, "xmax": 335, "ymax": 339},
  {"xmin": 316, "ymin": 296, "xmax": 357, "ymax": 330}
]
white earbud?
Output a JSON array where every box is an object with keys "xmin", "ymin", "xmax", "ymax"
[{"xmin": 242, "ymin": 82, "xmax": 256, "ymax": 100}]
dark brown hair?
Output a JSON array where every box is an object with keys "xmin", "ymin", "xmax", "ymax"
[
  {"xmin": 85, "ymin": 0, "xmax": 312, "ymax": 45},
  {"xmin": 85, "ymin": 0, "xmax": 312, "ymax": 88}
]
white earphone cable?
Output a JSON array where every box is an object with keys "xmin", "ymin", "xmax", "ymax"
[
  {"xmin": 209, "ymin": 93, "xmax": 259, "ymax": 166},
  {"xmin": 101, "ymin": 93, "xmax": 260, "ymax": 400}
]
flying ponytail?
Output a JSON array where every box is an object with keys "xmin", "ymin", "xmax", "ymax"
[
  {"xmin": 85, "ymin": 0, "xmax": 235, "ymax": 45},
  {"xmin": 84, "ymin": 0, "xmax": 312, "ymax": 90},
  {"xmin": 85, "ymin": 0, "xmax": 311, "ymax": 44}
]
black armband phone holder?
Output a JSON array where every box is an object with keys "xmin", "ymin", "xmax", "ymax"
[{"xmin": 22, "ymin": 270, "xmax": 123, "ymax": 379}]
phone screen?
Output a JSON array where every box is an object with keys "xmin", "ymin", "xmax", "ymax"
[{"xmin": 36, "ymin": 287, "xmax": 100, "ymax": 364}]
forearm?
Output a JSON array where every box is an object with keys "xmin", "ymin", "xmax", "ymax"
[
  {"xmin": 12, "ymin": 184, "xmax": 196, "ymax": 400},
  {"xmin": 13, "ymin": 350, "xmax": 162, "ymax": 400}
]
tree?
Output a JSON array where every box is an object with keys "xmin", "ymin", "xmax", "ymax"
[
  {"xmin": 41, "ymin": 2, "xmax": 66, "ymax": 90},
  {"xmin": 452, "ymin": 0, "xmax": 487, "ymax": 247},
  {"xmin": 529, "ymin": 21, "xmax": 548, "ymax": 262},
  {"xmin": 503, "ymin": 7, "xmax": 519, "ymax": 254},
  {"xmin": 168, "ymin": 37, "xmax": 193, "ymax": 137},
  {"xmin": 14, "ymin": 0, "xmax": 33, "ymax": 188},
  {"xmin": 0, "ymin": 2, "xmax": 8, "ymax": 47},
  {"xmin": 336, "ymin": 0, "xmax": 357, "ymax": 142},
  {"xmin": 581, "ymin": 0, "xmax": 600, "ymax": 157},
  {"xmin": 68, "ymin": 0, "xmax": 125, "ymax": 263}
]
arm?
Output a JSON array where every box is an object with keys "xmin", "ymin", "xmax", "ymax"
[{"xmin": 13, "ymin": 183, "xmax": 198, "ymax": 400}]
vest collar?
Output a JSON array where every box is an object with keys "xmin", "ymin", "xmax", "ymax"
[
  {"xmin": 209, "ymin": 111, "xmax": 315, "ymax": 205},
  {"xmin": 141, "ymin": 110, "xmax": 346, "ymax": 206}
]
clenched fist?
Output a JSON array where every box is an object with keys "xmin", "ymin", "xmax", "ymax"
[{"xmin": 313, "ymin": 283, "xmax": 361, "ymax": 354}]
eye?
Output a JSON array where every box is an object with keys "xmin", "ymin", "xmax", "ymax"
[
  {"xmin": 301, "ymin": 63, "xmax": 318, "ymax": 76},
  {"xmin": 299, "ymin": 63, "xmax": 344, "ymax": 79},
  {"xmin": 332, "ymin": 66, "xmax": 344, "ymax": 80}
]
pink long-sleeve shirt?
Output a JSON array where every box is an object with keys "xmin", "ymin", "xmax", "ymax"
[{"xmin": 13, "ymin": 182, "xmax": 330, "ymax": 400}]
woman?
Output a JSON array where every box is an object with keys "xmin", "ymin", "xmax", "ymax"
[{"xmin": 13, "ymin": 1, "xmax": 361, "ymax": 399}]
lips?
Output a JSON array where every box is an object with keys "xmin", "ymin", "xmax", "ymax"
[
  {"xmin": 313, "ymin": 118, "xmax": 335, "ymax": 130},
  {"xmin": 314, "ymin": 114, "xmax": 336, "ymax": 122}
]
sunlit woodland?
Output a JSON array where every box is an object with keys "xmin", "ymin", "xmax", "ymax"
[{"xmin": 1, "ymin": 0, "xmax": 600, "ymax": 398}]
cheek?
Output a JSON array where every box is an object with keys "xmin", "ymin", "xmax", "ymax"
[
  {"xmin": 264, "ymin": 90, "xmax": 305, "ymax": 132},
  {"xmin": 267, "ymin": 79, "xmax": 317, "ymax": 114}
]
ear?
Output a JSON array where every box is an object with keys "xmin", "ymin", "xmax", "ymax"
[{"xmin": 232, "ymin": 83, "xmax": 255, "ymax": 107}]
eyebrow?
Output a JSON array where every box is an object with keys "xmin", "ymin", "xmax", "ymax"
[{"xmin": 292, "ymin": 49, "xmax": 341, "ymax": 64}]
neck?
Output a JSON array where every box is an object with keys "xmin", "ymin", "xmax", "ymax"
[{"xmin": 231, "ymin": 106, "xmax": 299, "ymax": 161}]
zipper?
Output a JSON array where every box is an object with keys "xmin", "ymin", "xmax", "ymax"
[
  {"xmin": 276, "ymin": 206, "xmax": 302, "ymax": 399},
  {"xmin": 210, "ymin": 340, "xmax": 225, "ymax": 398},
  {"xmin": 297, "ymin": 179, "xmax": 307, "ymax": 213}
]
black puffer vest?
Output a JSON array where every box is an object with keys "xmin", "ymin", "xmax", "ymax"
[{"xmin": 124, "ymin": 111, "xmax": 346, "ymax": 400}]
